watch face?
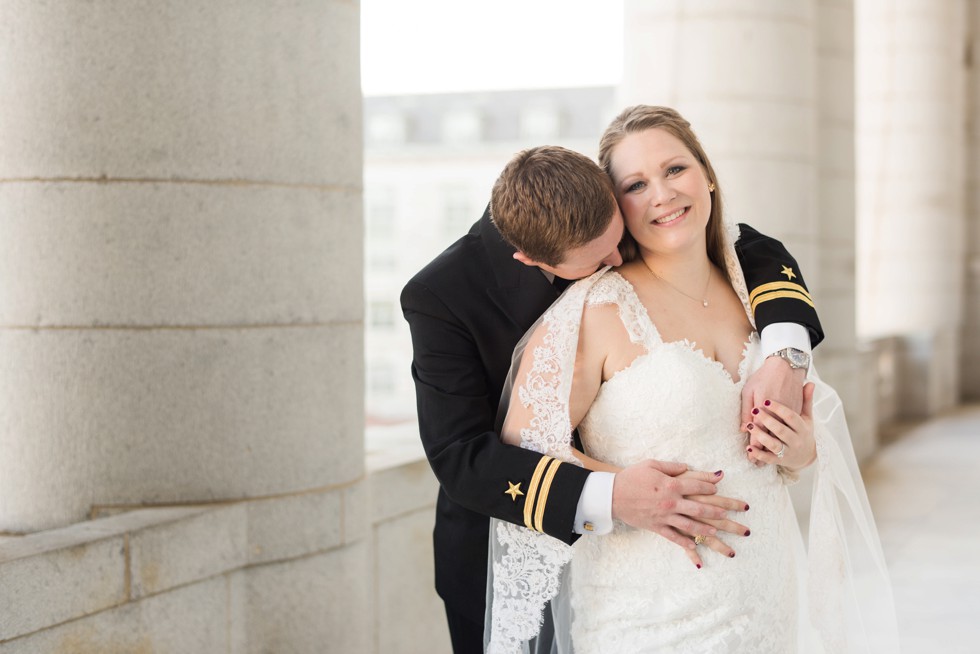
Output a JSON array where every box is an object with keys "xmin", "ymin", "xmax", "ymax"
[{"xmin": 787, "ymin": 349, "xmax": 809, "ymax": 368}]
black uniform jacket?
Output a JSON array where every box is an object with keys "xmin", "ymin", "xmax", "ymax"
[{"xmin": 400, "ymin": 208, "xmax": 823, "ymax": 622}]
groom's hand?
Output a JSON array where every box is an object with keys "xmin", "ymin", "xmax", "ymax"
[{"xmin": 611, "ymin": 460, "xmax": 732, "ymax": 550}]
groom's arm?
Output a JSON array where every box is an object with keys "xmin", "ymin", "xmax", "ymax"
[
  {"xmin": 735, "ymin": 223, "xmax": 823, "ymax": 347},
  {"xmin": 734, "ymin": 223, "xmax": 822, "ymax": 454},
  {"xmin": 401, "ymin": 278, "xmax": 590, "ymax": 544}
]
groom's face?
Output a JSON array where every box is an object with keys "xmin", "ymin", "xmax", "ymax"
[{"xmin": 538, "ymin": 207, "xmax": 625, "ymax": 281}]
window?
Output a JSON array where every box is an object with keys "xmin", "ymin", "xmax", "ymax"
[
  {"xmin": 369, "ymin": 301, "xmax": 395, "ymax": 328},
  {"xmin": 442, "ymin": 185, "xmax": 474, "ymax": 240},
  {"xmin": 368, "ymin": 362, "xmax": 396, "ymax": 394},
  {"xmin": 520, "ymin": 106, "xmax": 562, "ymax": 141},
  {"xmin": 366, "ymin": 187, "xmax": 396, "ymax": 241},
  {"xmin": 367, "ymin": 112, "xmax": 409, "ymax": 144},
  {"xmin": 442, "ymin": 109, "xmax": 483, "ymax": 143}
]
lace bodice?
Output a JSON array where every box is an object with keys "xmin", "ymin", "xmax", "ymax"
[{"xmin": 570, "ymin": 272, "xmax": 800, "ymax": 653}]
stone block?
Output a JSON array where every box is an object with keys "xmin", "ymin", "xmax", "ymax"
[
  {"xmin": 816, "ymin": 123, "xmax": 854, "ymax": 176},
  {"xmin": 872, "ymin": 128, "xmax": 957, "ymax": 180},
  {"xmin": 817, "ymin": 243, "xmax": 856, "ymax": 294},
  {"xmin": 0, "ymin": 574, "xmax": 230, "ymax": 654},
  {"xmin": 895, "ymin": 330, "xmax": 960, "ymax": 418},
  {"xmin": 0, "ymin": 524, "xmax": 126, "ymax": 640},
  {"xmin": 676, "ymin": 17, "xmax": 814, "ymax": 102},
  {"xmin": 0, "ymin": 182, "xmax": 362, "ymax": 326},
  {"xmin": 817, "ymin": 1, "xmax": 854, "ymax": 56},
  {"xmin": 0, "ymin": 325, "xmax": 364, "ymax": 532},
  {"xmin": 818, "ymin": 56, "xmax": 855, "ymax": 124},
  {"xmin": 627, "ymin": 0, "xmax": 811, "ymax": 22},
  {"xmin": 245, "ymin": 544, "xmax": 371, "ymax": 654},
  {"xmin": 813, "ymin": 293, "xmax": 857, "ymax": 351},
  {"xmin": 129, "ymin": 504, "xmax": 247, "ymax": 599},
  {"xmin": 685, "ymin": 100, "xmax": 816, "ymax": 162},
  {"xmin": 0, "ymin": 0, "xmax": 361, "ymax": 186},
  {"xmin": 342, "ymin": 480, "xmax": 370, "ymax": 545},
  {"xmin": 713, "ymin": 158, "xmax": 815, "ymax": 242},
  {"xmin": 620, "ymin": 18, "xmax": 678, "ymax": 101},
  {"xmin": 369, "ymin": 458, "xmax": 440, "ymax": 524},
  {"xmin": 375, "ymin": 509, "xmax": 451, "ymax": 654},
  {"xmin": 228, "ymin": 570, "xmax": 248, "ymax": 654},
  {"xmin": 246, "ymin": 488, "xmax": 343, "ymax": 565},
  {"xmin": 816, "ymin": 174, "xmax": 855, "ymax": 238},
  {"xmin": 858, "ymin": 2, "xmax": 958, "ymax": 52}
]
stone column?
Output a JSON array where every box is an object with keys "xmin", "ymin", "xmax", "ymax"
[
  {"xmin": 0, "ymin": 1, "xmax": 368, "ymax": 648},
  {"xmin": 621, "ymin": 1, "xmax": 872, "ymax": 451},
  {"xmin": 620, "ymin": 0, "xmax": 818, "ymax": 261},
  {"xmin": 856, "ymin": 0, "xmax": 970, "ymax": 415},
  {"xmin": 964, "ymin": 1, "xmax": 980, "ymax": 399},
  {"xmin": 814, "ymin": 0, "xmax": 876, "ymax": 457}
]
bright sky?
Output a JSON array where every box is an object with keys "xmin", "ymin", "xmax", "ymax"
[{"xmin": 360, "ymin": 0, "xmax": 624, "ymax": 96}]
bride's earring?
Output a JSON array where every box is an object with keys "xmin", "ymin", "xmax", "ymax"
[{"xmin": 708, "ymin": 182, "xmax": 716, "ymax": 192}]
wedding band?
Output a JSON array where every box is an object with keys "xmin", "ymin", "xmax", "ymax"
[
  {"xmin": 776, "ymin": 443, "xmax": 786, "ymax": 459},
  {"xmin": 694, "ymin": 535, "xmax": 707, "ymax": 545}
]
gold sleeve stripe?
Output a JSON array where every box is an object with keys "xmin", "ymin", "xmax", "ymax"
[
  {"xmin": 533, "ymin": 459, "xmax": 563, "ymax": 533},
  {"xmin": 751, "ymin": 290, "xmax": 816, "ymax": 313},
  {"xmin": 524, "ymin": 455, "xmax": 553, "ymax": 530},
  {"xmin": 748, "ymin": 281, "xmax": 812, "ymax": 304}
]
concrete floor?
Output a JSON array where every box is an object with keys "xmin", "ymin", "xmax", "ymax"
[{"xmin": 863, "ymin": 404, "xmax": 980, "ymax": 652}]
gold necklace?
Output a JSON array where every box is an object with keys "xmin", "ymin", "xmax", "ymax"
[{"xmin": 642, "ymin": 258, "xmax": 712, "ymax": 308}]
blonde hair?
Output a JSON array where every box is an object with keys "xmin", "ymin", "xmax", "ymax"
[{"xmin": 598, "ymin": 105, "xmax": 726, "ymax": 275}]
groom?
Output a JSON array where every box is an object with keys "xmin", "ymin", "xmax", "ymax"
[{"xmin": 401, "ymin": 145, "xmax": 822, "ymax": 653}]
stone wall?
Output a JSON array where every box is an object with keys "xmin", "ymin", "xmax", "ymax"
[{"xmin": 0, "ymin": 440, "xmax": 451, "ymax": 653}]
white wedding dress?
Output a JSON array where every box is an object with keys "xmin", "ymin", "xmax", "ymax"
[
  {"xmin": 570, "ymin": 272, "xmax": 798, "ymax": 652},
  {"xmin": 485, "ymin": 224, "xmax": 898, "ymax": 654}
]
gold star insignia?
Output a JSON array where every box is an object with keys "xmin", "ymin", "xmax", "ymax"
[
  {"xmin": 781, "ymin": 265, "xmax": 797, "ymax": 280},
  {"xmin": 505, "ymin": 481, "xmax": 524, "ymax": 502}
]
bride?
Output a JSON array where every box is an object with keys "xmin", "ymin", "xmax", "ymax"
[{"xmin": 485, "ymin": 106, "xmax": 898, "ymax": 652}]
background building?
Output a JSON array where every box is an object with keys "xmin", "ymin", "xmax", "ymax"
[{"xmin": 363, "ymin": 86, "xmax": 616, "ymax": 422}]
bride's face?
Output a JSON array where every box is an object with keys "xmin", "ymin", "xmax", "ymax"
[{"xmin": 608, "ymin": 128, "xmax": 713, "ymax": 259}]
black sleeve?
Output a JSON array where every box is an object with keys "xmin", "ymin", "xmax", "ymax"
[
  {"xmin": 400, "ymin": 280, "xmax": 590, "ymax": 544},
  {"xmin": 734, "ymin": 223, "xmax": 824, "ymax": 348}
]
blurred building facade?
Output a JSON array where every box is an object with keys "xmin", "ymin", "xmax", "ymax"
[{"xmin": 363, "ymin": 87, "xmax": 617, "ymax": 422}]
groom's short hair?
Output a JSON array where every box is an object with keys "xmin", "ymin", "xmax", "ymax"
[{"xmin": 490, "ymin": 146, "xmax": 617, "ymax": 267}]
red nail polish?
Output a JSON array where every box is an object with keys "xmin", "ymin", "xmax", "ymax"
[
  {"xmin": 714, "ymin": 470, "xmax": 723, "ymax": 477},
  {"xmin": 752, "ymin": 408, "xmax": 759, "ymax": 415},
  {"xmin": 729, "ymin": 552, "xmax": 736, "ymax": 558},
  {"xmin": 764, "ymin": 400, "xmax": 771, "ymax": 406},
  {"xmin": 747, "ymin": 423, "xmax": 754, "ymax": 430},
  {"xmin": 696, "ymin": 563, "xmax": 701, "ymax": 569},
  {"xmin": 746, "ymin": 447, "xmax": 753, "ymax": 452},
  {"xmin": 744, "ymin": 529, "xmax": 751, "ymax": 536},
  {"xmin": 744, "ymin": 504, "xmax": 750, "ymax": 511}
]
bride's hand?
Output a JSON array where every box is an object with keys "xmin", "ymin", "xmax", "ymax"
[
  {"xmin": 746, "ymin": 382, "xmax": 816, "ymax": 471},
  {"xmin": 676, "ymin": 486, "xmax": 750, "ymax": 568}
]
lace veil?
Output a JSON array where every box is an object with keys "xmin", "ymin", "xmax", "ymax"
[{"xmin": 483, "ymin": 221, "xmax": 899, "ymax": 653}]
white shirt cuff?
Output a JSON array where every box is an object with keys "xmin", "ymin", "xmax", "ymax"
[
  {"xmin": 573, "ymin": 471, "xmax": 615, "ymax": 535},
  {"xmin": 759, "ymin": 322, "xmax": 812, "ymax": 358}
]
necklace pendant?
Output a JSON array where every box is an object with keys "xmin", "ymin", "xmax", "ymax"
[{"xmin": 702, "ymin": 300, "xmax": 709, "ymax": 308}]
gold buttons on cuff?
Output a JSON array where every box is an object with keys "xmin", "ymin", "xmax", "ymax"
[{"xmin": 583, "ymin": 522, "xmax": 595, "ymax": 532}]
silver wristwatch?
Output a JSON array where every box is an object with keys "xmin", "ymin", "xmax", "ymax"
[{"xmin": 769, "ymin": 347, "xmax": 810, "ymax": 370}]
